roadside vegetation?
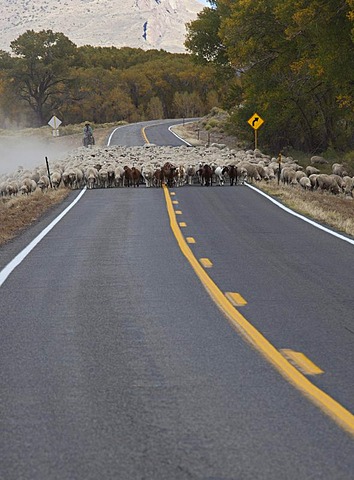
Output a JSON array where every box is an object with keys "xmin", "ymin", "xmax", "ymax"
[{"xmin": 0, "ymin": 188, "xmax": 70, "ymax": 245}]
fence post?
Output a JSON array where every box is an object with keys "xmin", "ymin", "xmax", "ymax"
[{"xmin": 45, "ymin": 157, "xmax": 53, "ymax": 188}]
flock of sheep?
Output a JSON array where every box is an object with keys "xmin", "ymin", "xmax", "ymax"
[{"xmin": 1, "ymin": 143, "xmax": 353, "ymax": 197}]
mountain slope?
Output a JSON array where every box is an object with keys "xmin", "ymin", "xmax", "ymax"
[{"xmin": 0, "ymin": 0, "xmax": 203, "ymax": 53}]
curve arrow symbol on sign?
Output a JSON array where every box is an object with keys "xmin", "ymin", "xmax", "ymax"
[{"xmin": 248, "ymin": 113, "xmax": 264, "ymax": 130}]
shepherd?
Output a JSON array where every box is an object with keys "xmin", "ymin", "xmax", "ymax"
[{"xmin": 83, "ymin": 121, "xmax": 95, "ymax": 148}]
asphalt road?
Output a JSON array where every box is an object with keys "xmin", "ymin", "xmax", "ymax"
[
  {"xmin": 108, "ymin": 118, "xmax": 197, "ymax": 147},
  {"xmin": 0, "ymin": 121, "xmax": 353, "ymax": 479}
]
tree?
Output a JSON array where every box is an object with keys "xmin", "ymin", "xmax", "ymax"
[
  {"xmin": 7, "ymin": 30, "xmax": 77, "ymax": 126},
  {"xmin": 185, "ymin": 6, "xmax": 227, "ymax": 66},
  {"xmin": 173, "ymin": 91, "xmax": 203, "ymax": 117},
  {"xmin": 186, "ymin": 0, "xmax": 354, "ymax": 152}
]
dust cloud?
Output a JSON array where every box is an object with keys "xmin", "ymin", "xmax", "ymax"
[{"xmin": 0, "ymin": 135, "xmax": 78, "ymax": 176}]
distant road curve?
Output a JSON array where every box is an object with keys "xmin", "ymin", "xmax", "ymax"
[{"xmin": 107, "ymin": 118, "xmax": 199, "ymax": 147}]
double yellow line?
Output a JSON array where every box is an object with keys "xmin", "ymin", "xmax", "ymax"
[{"xmin": 163, "ymin": 185, "xmax": 354, "ymax": 437}]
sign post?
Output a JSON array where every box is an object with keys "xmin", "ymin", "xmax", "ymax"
[
  {"xmin": 247, "ymin": 113, "xmax": 264, "ymax": 149},
  {"xmin": 48, "ymin": 115, "xmax": 62, "ymax": 137}
]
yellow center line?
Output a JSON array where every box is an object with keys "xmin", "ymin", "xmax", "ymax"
[
  {"xmin": 162, "ymin": 184, "xmax": 354, "ymax": 437},
  {"xmin": 175, "ymin": 210, "xmax": 183, "ymax": 215},
  {"xmin": 172, "ymin": 200, "xmax": 179, "ymax": 205},
  {"xmin": 141, "ymin": 125, "xmax": 149, "ymax": 144},
  {"xmin": 142, "ymin": 122, "xmax": 169, "ymax": 145},
  {"xmin": 179, "ymin": 222, "xmax": 187, "ymax": 227}
]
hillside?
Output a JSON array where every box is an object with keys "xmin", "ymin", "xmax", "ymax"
[{"xmin": 0, "ymin": 0, "xmax": 203, "ymax": 53}]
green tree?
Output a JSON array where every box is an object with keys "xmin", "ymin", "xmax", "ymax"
[
  {"xmin": 7, "ymin": 30, "xmax": 77, "ymax": 126},
  {"xmin": 186, "ymin": 0, "xmax": 354, "ymax": 152}
]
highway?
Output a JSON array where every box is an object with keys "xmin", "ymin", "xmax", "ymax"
[{"xmin": 0, "ymin": 120, "xmax": 353, "ymax": 479}]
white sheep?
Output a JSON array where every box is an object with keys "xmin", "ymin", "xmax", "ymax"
[
  {"xmin": 37, "ymin": 175, "xmax": 50, "ymax": 192},
  {"xmin": 332, "ymin": 163, "xmax": 348, "ymax": 177},
  {"xmin": 299, "ymin": 176, "xmax": 312, "ymax": 190},
  {"xmin": 342, "ymin": 176, "xmax": 354, "ymax": 196},
  {"xmin": 85, "ymin": 167, "xmax": 98, "ymax": 189},
  {"xmin": 315, "ymin": 174, "xmax": 340, "ymax": 194}
]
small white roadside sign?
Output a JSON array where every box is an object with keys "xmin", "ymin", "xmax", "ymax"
[{"xmin": 48, "ymin": 116, "xmax": 62, "ymax": 130}]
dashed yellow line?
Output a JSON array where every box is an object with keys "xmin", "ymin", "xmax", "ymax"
[
  {"xmin": 186, "ymin": 237, "xmax": 196, "ymax": 244},
  {"xmin": 179, "ymin": 222, "xmax": 187, "ymax": 228},
  {"xmin": 281, "ymin": 350, "xmax": 324, "ymax": 376},
  {"xmin": 172, "ymin": 200, "xmax": 179, "ymax": 205},
  {"xmin": 175, "ymin": 210, "xmax": 183, "ymax": 215},
  {"xmin": 225, "ymin": 292, "xmax": 248, "ymax": 307},
  {"xmin": 162, "ymin": 184, "xmax": 354, "ymax": 437},
  {"xmin": 200, "ymin": 258, "xmax": 213, "ymax": 268}
]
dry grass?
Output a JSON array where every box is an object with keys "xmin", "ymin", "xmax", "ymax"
[
  {"xmin": 0, "ymin": 188, "xmax": 70, "ymax": 246},
  {"xmin": 257, "ymin": 181, "xmax": 354, "ymax": 238}
]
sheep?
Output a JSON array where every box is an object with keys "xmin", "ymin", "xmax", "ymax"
[
  {"xmin": 255, "ymin": 164, "xmax": 269, "ymax": 181},
  {"xmin": 141, "ymin": 164, "xmax": 154, "ymax": 187},
  {"xmin": 74, "ymin": 167, "xmax": 84, "ymax": 189},
  {"xmin": 330, "ymin": 174, "xmax": 346, "ymax": 192},
  {"xmin": 315, "ymin": 174, "xmax": 340, "ymax": 194},
  {"xmin": 308, "ymin": 174, "xmax": 319, "ymax": 190},
  {"xmin": 311, "ymin": 156, "xmax": 328, "ymax": 165},
  {"xmin": 332, "ymin": 163, "xmax": 348, "ymax": 177},
  {"xmin": 6, "ymin": 181, "xmax": 19, "ymax": 196},
  {"xmin": 176, "ymin": 165, "xmax": 186, "ymax": 187},
  {"xmin": 113, "ymin": 165, "xmax": 124, "ymax": 187},
  {"xmin": 214, "ymin": 166, "xmax": 226, "ymax": 186},
  {"xmin": 281, "ymin": 167, "xmax": 297, "ymax": 186},
  {"xmin": 153, "ymin": 168, "xmax": 163, "ymax": 187},
  {"xmin": 85, "ymin": 167, "xmax": 98, "ymax": 189},
  {"xmin": 106, "ymin": 164, "xmax": 116, "ymax": 187},
  {"xmin": 306, "ymin": 166, "xmax": 320, "ymax": 176},
  {"xmin": 0, "ymin": 182, "xmax": 7, "ymax": 197},
  {"xmin": 295, "ymin": 171, "xmax": 307, "ymax": 183},
  {"xmin": 342, "ymin": 176, "xmax": 354, "ymax": 196},
  {"xmin": 239, "ymin": 162, "xmax": 261, "ymax": 183},
  {"xmin": 98, "ymin": 167, "xmax": 109, "ymax": 188},
  {"xmin": 37, "ymin": 175, "xmax": 50, "ymax": 192},
  {"xmin": 131, "ymin": 166, "xmax": 141, "ymax": 187},
  {"xmin": 186, "ymin": 165, "xmax": 196, "ymax": 185},
  {"xmin": 51, "ymin": 171, "xmax": 62, "ymax": 189},
  {"xmin": 19, "ymin": 178, "xmax": 37, "ymax": 195},
  {"xmin": 299, "ymin": 176, "xmax": 312, "ymax": 190},
  {"xmin": 264, "ymin": 166, "xmax": 275, "ymax": 181},
  {"xmin": 210, "ymin": 143, "xmax": 227, "ymax": 150},
  {"xmin": 62, "ymin": 168, "xmax": 77, "ymax": 189}
]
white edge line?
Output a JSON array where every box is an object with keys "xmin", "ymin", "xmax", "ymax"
[
  {"xmin": 107, "ymin": 124, "xmax": 128, "ymax": 146},
  {"xmin": 246, "ymin": 183, "xmax": 354, "ymax": 246},
  {"xmin": 108, "ymin": 120, "xmax": 197, "ymax": 147},
  {"xmin": 168, "ymin": 123, "xmax": 193, "ymax": 147},
  {"xmin": 0, "ymin": 187, "xmax": 87, "ymax": 287}
]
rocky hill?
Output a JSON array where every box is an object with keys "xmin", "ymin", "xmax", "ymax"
[{"xmin": 0, "ymin": 0, "xmax": 203, "ymax": 53}]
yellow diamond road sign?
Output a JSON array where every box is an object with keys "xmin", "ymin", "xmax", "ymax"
[{"xmin": 248, "ymin": 113, "xmax": 264, "ymax": 130}]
